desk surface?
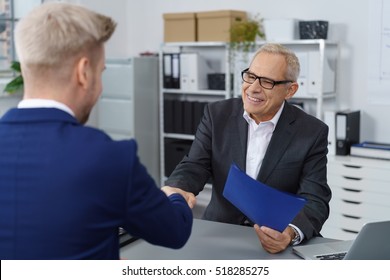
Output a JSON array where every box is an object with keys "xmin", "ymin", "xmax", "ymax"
[{"xmin": 120, "ymin": 219, "xmax": 336, "ymax": 260}]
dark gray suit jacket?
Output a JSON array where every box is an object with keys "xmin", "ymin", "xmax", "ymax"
[{"xmin": 166, "ymin": 98, "xmax": 331, "ymax": 240}]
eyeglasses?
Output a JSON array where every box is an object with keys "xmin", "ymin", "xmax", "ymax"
[{"xmin": 241, "ymin": 68, "xmax": 293, "ymax": 90}]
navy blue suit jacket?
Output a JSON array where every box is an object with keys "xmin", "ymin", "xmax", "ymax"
[
  {"xmin": 166, "ymin": 98, "xmax": 331, "ymax": 240},
  {"xmin": 0, "ymin": 108, "xmax": 192, "ymax": 259}
]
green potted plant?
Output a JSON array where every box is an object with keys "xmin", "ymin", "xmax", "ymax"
[
  {"xmin": 228, "ymin": 15, "xmax": 265, "ymax": 92},
  {"xmin": 4, "ymin": 60, "xmax": 23, "ymax": 94},
  {"xmin": 229, "ymin": 15, "xmax": 265, "ymax": 53}
]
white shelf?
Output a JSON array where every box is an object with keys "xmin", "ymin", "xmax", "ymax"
[
  {"xmin": 292, "ymin": 93, "xmax": 337, "ymax": 100},
  {"xmin": 163, "ymin": 133, "xmax": 195, "ymax": 140},
  {"xmin": 256, "ymin": 39, "xmax": 338, "ymax": 45},
  {"xmin": 162, "ymin": 41, "xmax": 229, "ymax": 48},
  {"xmin": 162, "ymin": 88, "xmax": 227, "ymax": 96},
  {"xmin": 163, "ymin": 39, "xmax": 339, "ymax": 47}
]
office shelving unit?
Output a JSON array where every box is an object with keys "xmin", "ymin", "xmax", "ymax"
[
  {"xmin": 232, "ymin": 39, "xmax": 339, "ymax": 120},
  {"xmin": 159, "ymin": 42, "xmax": 233, "ymax": 216}
]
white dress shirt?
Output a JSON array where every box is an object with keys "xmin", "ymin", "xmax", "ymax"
[
  {"xmin": 243, "ymin": 103, "xmax": 283, "ymax": 180},
  {"xmin": 17, "ymin": 99, "xmax": 75, "ymax": 117},
  {"xmin": 243, "ymin": 102, "xmax": 304, "ymax": 244}
]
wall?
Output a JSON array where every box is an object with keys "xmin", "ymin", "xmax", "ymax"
[
  {"xmin": 76, "ymin": 0, "xmax": 129, "ymax": 58},
  {"xmin": 79, "ymin": 0, "xmax": 389, "ymax": 143}
]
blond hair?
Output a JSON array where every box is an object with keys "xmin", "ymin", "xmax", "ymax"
[
  {"xmin": 15, "ymin": 2, "xmax": 116, "ymax": 77},
  {"xmin": 250, "ymin": 43, "xmax": 300, "ymax": 81}
]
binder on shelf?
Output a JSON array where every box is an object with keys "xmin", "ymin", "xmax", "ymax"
[
  {"xmin": 182, "ymin": 101, "xmax": 194, "ymax": 134},
  {"xmin": 192, "ymin": 101, "xmax": 208, "ymax": 134},
  {"xmin": 180, "ymin": 53, "xmax": 213, "ymax": 91},
  {"xmin": 163, "ymin": 99, "xmax": 174, "ymax": 133},
  {"xmin": 294, "ymin": 51, "xmax": 309, "ymax": 98},
  {"xmin": 351, "ymin": 142, "xmax": 390, "ymax": 160},
  {"xmin": 173, "ymin": 99, "xmax": 184, "ymax": 133},
  {"xmin": 171, "ymin": 53, "xmax": 180, "ymax": 89},
  {"xmin": 335, "ymin": 110, "xmax": 360, "ymax": 155},
  {"xmin": 293, "ymin": 50, "xmax": 335, "ymax": 97},
  {"xmin": 163, "ymin": 54, "xmax": 173, "ymax": 88}
]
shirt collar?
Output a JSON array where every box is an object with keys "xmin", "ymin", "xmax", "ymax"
[
  {"xmin": 17, "ymin": 99, "xmax": 75, "ymax": 117},
  {"xmin": 243, "ymin": 101, "xmax": 284, "ymax": 131}
]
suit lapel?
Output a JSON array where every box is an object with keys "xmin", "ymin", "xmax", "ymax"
[
  {"xmin": 257, "ymin": 102, "xmax": 296, "ymax": 182},
  {"xmin": 235, "ymin": 113, "xmax": 248, "ymax": 171},
  {"xmin": 228, "ymin": 102, "xmax": 247, "ymax": 172}
]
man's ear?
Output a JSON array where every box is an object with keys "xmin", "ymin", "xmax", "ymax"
[
  {"xmin": 285, "ymin": 82, "xmax": 299, "ymax": 99},
  {"xmin": 76, "ymin": 57, "xmax": 89, "ymax": 90}
]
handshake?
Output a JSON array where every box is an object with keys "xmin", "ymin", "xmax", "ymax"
[{"xmin": 161, "ymin": 186, "xmax": 197, "ymax": 209}]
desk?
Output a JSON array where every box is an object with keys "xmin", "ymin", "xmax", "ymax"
[{"xmin": 120, "ymin": 219, "xmax": 336, "ymax": 259}]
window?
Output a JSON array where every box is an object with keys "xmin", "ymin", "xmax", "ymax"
[{"xmin": 0, "ymin": 0, "xmax": 42, "ymax": 76}]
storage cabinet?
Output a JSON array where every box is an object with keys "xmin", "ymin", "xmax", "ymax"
[
  {"xmin": 159, "ymin": 42, "xmax": 232, "ymax": 217},
  {"xmin": 322, "ymin": 155, "xmax": 390, "ymax": 240},
  {"xmin": 95, "ymin": 57, "xmax": 160, "ymax": 184},
  {"xmin": 232, "ymin": 39, "xmax": 339, "ymax": 120}
]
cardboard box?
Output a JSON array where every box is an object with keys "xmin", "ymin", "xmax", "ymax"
[
  {"xmin": 163, "ymin": 12, "xmax": 196, "ymax": 42},
  {"xmin": 197, "ymin": 10, "xmax": 247, "ymax": 42},
  {"xmin": 263, "ymin": 19, "xmax": 299, "ymax": 41}
]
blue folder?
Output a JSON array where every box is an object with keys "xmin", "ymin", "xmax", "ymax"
[{"xmin": 223, "ymin": 163, "xmax": 307, "ymax": 232}]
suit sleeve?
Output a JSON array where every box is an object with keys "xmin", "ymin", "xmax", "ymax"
[
  {"xmin": 123, "ymin": 141, "xmax": 193, "ymax": 249},
  {"xmin": 293, "ymin": 123, "xmax": 331, "ymax": 239},
  {"xmin": 165, "ymin": 104, "xmax": 213, "ymax": 195}
]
